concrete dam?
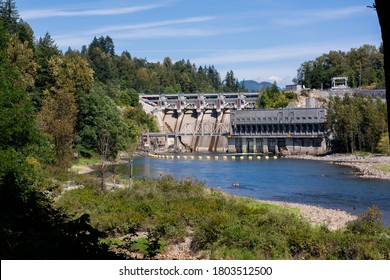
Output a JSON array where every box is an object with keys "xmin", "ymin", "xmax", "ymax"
[
  {"xmin": 141, "ymin": 93, "xmax": 328, "ymax": 155},
  {"xmin": 163, "ymin": 109, "xmax": 230, "ymax": 152},
  {"xmin": 141, "ymin": 93, "xmax": 257, "ymax": 152}
]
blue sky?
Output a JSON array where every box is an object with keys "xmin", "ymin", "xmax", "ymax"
[{"xmin": 16, "ymin": 0, "xmax": 381, "ymax": 86}]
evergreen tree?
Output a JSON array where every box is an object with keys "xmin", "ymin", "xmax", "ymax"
[
  {"xmin": 87, "ymin": 36, "xmax": 117, "ymax": 83},
  {"xmin": 0, "ymin": 0, "xmax": 19, "ymax": 33},
  {"xmin": 34, "ymin": 33, "xmax": 61, "ymax": 107},
  {"xmin": 327, "ymin": 94, "xmax": 388, "ymax": 152},
  {"xmin": 223, "ymin": 70, "xmax": 237, "ymax": 92}
]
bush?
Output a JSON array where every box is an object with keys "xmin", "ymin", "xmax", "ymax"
[
  {"xmin": 347, "ymin": 205, "xmax": 384, "ymax": 235},
  {"xmin": 377, "ymin": 133, "xmax": 390, "ymax": 154}
]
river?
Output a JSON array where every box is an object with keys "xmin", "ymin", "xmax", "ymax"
[{"xmin": 116, "ymin": 155, "xmax": 390, "ymax": 225}]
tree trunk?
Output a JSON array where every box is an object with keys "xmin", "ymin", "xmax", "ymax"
[{"xmin": 375, "ymin": 0, "xmax": 390, "ymax": 140}]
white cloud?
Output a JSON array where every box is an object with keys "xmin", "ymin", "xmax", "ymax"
[
  {"xmin": 112, "ymin": 27, "xmax": 218, "ymax": 40},
  {"xmin": 21, "ymin": 3, "xmax": 165, "ymax": 20},
  {"xmin": 267, "ymin": 76, "xmax": 284, "ymax": 84},
  {"xmin": 89, "ymin": 16, "xmax": 216, "ymax": 34}
]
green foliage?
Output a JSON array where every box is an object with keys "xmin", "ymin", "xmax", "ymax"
[
  {"xmin": 0, "ymin": 20, "xmax": 117, "ymax": 259},
  {"xmin": 327, "ymin": 94, "xmax": 388, "ymax": 152},
  {"xmin": 124, "ymin": 106, "xmax": 158, "ymax": 141},
  {"xmin": 374, "ymin": 164, "xmax": 390, "ymax": 173},
  {"xmin": 7, "ymin": 34, "xmax": 37, "ymax": 91},
  {"xmin": 0, "ymin": 22, "xmax": 52, "ymax": 165},
  {"xmin": 223, "ymin": 70, "xmax": 244, "ymax": 92},
  {"xmin": 0, "ymin": 167, "xmax": 115, "ymax": 259},
  {"xmin": 33, "ymin": 33, "xmax": 62, "ymax": 106},
  {"xmin": 56, "ymin": 176, "xmax": 390, "ymax": 260},
  {"xmin": 257, "ymin": 82, "xmax": 297, "ymax": 108},
  {"xmin": 377, "ymin": 133, "xmax": 390, "ymax": 154},
  {"xmin": 82, "ymin": 37, "xmax": 236, "ymax": 94},
  {"xmin": 144, "ymin": 226, "xmax": 165, "ymax": 259},
  {"xmin": 295, "ymin": 45, "xmax": 384, "ymax": 89},
  {"xmin": 77, "ymin": 90, "xmax": 129, "ymax": 158},
  {"xmin": 0, "ymin": 0, "xmax": 19, "ymax": 33},
  {"xmin": 347, "ymin": 206, "xmax": 385, "ymax": 235}
]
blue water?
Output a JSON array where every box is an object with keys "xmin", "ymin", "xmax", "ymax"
[{"xmin": 129, "ymin": 155, "xmax": 390, "ymax": 225}]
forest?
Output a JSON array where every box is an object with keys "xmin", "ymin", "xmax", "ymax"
[
  {"xmin": 294, "ymin": 44, "xmax": 385, "ymax": 89},
  {"xmin": 1, "ymin": 0, "xmax": 390, "ymax": 260}
]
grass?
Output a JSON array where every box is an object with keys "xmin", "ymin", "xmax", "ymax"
[
  {"xmin": 55, "ymin": 175, "xmax": 390, "ymax": 260},
  {"xmin": 374, "ymin": 164, "xmax": 390, "ymax": 173},
  {"xmin": 73, "ymin": 156, "xmax": 101, "ymax": 166},
  {"xmin": 353, "ymin": 151, "xmax": 373, "ymax": 157}
]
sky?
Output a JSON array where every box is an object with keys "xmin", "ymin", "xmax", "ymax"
[{"xmin": 15, "ymin": 0, "xmax": 382, "ymax": 86}]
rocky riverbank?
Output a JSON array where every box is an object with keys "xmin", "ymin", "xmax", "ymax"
[
  {"xmin": 262, "ymin": 200, "xmax": 357, "ymax": 230},
  {"xmin": 286, "ymin": 154, "xmax": 390, "ymax": 180}
]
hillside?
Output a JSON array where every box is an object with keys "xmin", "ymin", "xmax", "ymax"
[{"xmin": 240, "ymin": 80, "xmax": 273, "ymax": 92}]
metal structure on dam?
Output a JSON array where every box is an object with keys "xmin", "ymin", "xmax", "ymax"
[
  {"xmin": 139, "ymin": 92, "xmax": 258, "ymax": 113},
  {"xmin": 140, "ymin": 93, "xmax": 328, "ymax": 155}
]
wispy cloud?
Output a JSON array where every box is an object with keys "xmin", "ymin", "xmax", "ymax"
[
  {"xmin": 89, "ymin": 16, "xmax": 216, "ymax": 34},
  {"xmin": 53, "ymin": 26, "xmax": 219, "ymax": 48},
  {"xmin": 53, "ymin": 16, "xmax": 244, "ymax": 47},
  {"xmin": 274, "ymin": 6, "xmax": 367, "ymax": 26},
  {"xmin": 192, "ymin": 40, "xmax": 374, "ymax": 66},
  {"xmin": 112, "ymin": 27, "xmax": 218, "ymax": 40},
  {"xmin": 192, "ymin": 45, "xmax": 326, "ymax": 65},
  {"xmin": 21, "ymin": 3, "xmax": 165, "ymax": 20}
]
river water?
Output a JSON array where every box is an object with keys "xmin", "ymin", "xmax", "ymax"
[{"xmin": 119, "ymin": 155, "xmax": 390, "ymax": 225}]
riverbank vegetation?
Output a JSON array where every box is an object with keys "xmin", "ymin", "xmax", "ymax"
[
  {"xmin": 56, "ymin": 175, "xmax": 390, "ymax": 260},
  {"xmin": 326, "ymin": 94, "xmax": 388, "ymax": 153}
]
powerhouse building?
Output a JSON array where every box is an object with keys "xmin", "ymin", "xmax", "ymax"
[{"xmin": 228, "ymin": 108, "xmax": 328, "ymax": 155}]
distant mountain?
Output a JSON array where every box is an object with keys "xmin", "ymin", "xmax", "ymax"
[{"xmin": 240, "ymin": 80, "xmax": 273, "ymax": 92}]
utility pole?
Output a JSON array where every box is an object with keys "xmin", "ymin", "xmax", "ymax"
[{"xmin": 129, "ymin": 159, "xmax": 133, "ymax": 190}]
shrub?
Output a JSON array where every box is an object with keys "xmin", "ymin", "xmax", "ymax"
[{"xmin": 347, "ymin": 205, "xmax": 384, "ymax": 235}]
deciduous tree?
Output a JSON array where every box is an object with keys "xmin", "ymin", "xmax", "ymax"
[
  {"xmin": 37, "ymin": 54, "xmax": 93, "ymax": 170},
  {"xmin": 7, "ymin": 34, "xmax": 37, "ymax": 91}
]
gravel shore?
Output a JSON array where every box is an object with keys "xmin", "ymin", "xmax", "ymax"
[
  {"xmin": 286, "ymin": 154, "xmax": 390, "ymax": 180},
  {"xmin": 262, "ymin": 200, "xmax": 357, "ymax": 230}
]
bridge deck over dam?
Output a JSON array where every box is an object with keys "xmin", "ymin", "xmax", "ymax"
[
  {"xmin": 141, "ymin": 93, "xmax": 328, "ymax": 155},
  {"xmin": 140, "ymin": 92, "xmax": 258, "ymax": 113}
]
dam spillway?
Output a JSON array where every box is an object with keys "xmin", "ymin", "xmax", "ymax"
[
  {"xmin": 140, "ymin": 93, "xmax": 328, "ymax": 155},
  {"xmin": 141, "ymin": 92, "xmax": 257, "ymax": 152}
]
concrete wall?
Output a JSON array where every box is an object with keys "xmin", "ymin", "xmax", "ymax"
[
  {"xmin": 160, "ymin": 109, "xmax": 229, "ymax": 152},
  {"xmin": 228, "ymin": 137, "xmax": 327, "ymax": 155}
]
